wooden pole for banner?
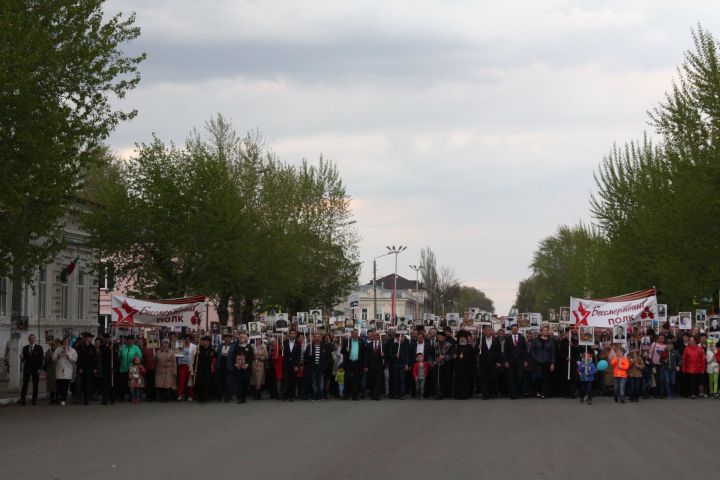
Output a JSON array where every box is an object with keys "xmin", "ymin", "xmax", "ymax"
[
  {"xmin": 567, "ymin": 328, "xmax": 572, "ymax": 381},
  {"xmin": 205, "ymin": 300, "xmax": 209, "ymax": 332}
]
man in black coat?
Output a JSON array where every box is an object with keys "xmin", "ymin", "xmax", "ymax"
[
  {"xmin": 341, "ymin": 330, "xmax": 366, "ymax": 400},
  {"xmin": 434, "ymin": 330, "xmax": 454, "ymax": 399},
  {"xmin": 386, "ymin": 330, "xmax": 408, "ymax": 399},
  {"xmin": 76, "ymin": 333, "xmax": 99, "ymax": 405},
  {"xmin": 19, "ymin": 334, "xmax": 44, "ymax": 405},
  {"xmin": 476, "ymin": 326, "xmax": 502, "ymax": 399},
  {"xmin": 235, "ymin": 333, "xmax": 255, "ymax": 403},
  {"xmin": 99, "ymin": 334, "xmax": 117, "ymax": 405},
  {"xmin": 503, "ymin": 325, "xmax": 528, "ymax": 399},
  {"xmin": 282, "ymin": 330, "xmax": 301, "ymax": 401},
  {"xmin": 365, "ymin": 331, "xmax": 385, "ymax": 400}
]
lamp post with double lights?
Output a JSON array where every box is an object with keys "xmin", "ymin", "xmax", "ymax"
[
  {"xmin": 409, "ymin": 264, "xmax": 423, "ymax": 323},
  {"xmin": 372, "ymin": 252, "xmax": 392, "ymax": 322},
  {"xmin": 386, "ymin": 245, "xmax": 407, "ymax": 323}
]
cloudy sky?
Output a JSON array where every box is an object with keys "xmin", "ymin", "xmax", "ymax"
[{"xmin": 104, "ymin": 0, "xmax": 718, "ymax": 314}]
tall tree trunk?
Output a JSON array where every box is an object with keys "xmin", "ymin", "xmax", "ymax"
[{"xmin": 217, "ymin": 294, "xmax": 230, "ymax": 326}]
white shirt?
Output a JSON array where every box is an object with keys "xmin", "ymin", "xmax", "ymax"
[
  {"xmin": 288, "ymin": 340, "xmax": 295, "ymax": 351},
  {"xmin": 416, "ymin": 343, "xmax": 424, "ymax": 355},
  {"xmin": 485, "ymin": 337, "xmax": 493, "ymax": 350},
  {"xmin": 221, "ymin": 345, "xmax": 230, "ymax": 355}
]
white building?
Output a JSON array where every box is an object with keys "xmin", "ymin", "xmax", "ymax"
[
  {"xmin": 335, "ymin": 275, "xmax": 428, "ymax": 321},
  {"xmin": 0, "ymin": 210, "xmax": 99, "ymax": 390}
]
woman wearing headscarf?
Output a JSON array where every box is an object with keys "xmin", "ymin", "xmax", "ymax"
[
  {"xmin": 154, "ymin": 339, "xmax": 177, "ymax": 402},
  {"xmin": 250, "ymin": 340, "xmax": 268, "ymax": 400}
]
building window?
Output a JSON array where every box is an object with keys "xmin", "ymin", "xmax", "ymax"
[
  {"xmin": 361, "ymin": 308, "xmax": 368, "ymax": 321},
  {"xmin": 21, "ymin": 283, "xmax": 29, "ymax": 315},
  {"xmin": 38, "ymin": 267, "xmax": 47, "ymax": 319},
  {"xmin": 0, "ymin": 277, "xmax": 7, "ymax": 316},
  {"xmin": 61, "ymin": 281, "xmax": 69, "ymax": 320},
  {"xmin": 76, "ymin": 270, "xmax": 85, "ymax": 319}
]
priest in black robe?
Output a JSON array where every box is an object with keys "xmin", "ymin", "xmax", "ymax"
[{"xmin": 452, "ymin": 331, "xmax": 476, "ymax": 399}]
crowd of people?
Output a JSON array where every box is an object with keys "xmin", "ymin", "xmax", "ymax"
[{"xmin": 16, "ymin": 321, "xmax": 720, "ymax": 406}]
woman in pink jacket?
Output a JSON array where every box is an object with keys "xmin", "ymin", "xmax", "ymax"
[{"xmin": 682, "ymin": 336, "xmax": 706, "ymax": 399}]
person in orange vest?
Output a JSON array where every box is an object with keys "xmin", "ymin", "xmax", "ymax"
[{"xmin": 610, "ymin": 345, "xmax": 630, "ymax": 403}]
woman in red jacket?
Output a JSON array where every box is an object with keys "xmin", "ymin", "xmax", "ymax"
[{"xmin": 682, "ymin": 336, "xmax": 706, "ymax": 399}]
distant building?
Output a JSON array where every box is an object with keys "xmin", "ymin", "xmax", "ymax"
[{"xmin": 334, "ymin": 274, "xmax": 428, "ymax": 321}]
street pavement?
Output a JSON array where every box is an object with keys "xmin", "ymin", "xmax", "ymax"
[{"xmin": 1, "ymin": 396, "xmax": 718, "ymax": 480}]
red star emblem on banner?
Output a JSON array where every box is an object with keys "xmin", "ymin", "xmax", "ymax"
[
  {"xmin": 113, "ymin": 300, "xmax": 139, "ymax": 326},
  {"xmin": 573, "ymin": 302, "xmax": 591, "ymax": 326}
]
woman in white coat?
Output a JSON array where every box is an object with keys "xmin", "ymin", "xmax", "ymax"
[{"xmin": 53, "ymin": 337, "xmax": 78, "ymax": 406}]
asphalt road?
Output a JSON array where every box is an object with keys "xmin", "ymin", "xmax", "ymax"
[{"xmin": 1, "ymin": 396, "xmax": 718, "ymax": 480}]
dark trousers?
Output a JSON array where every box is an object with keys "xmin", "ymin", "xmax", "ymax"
[
  {"xmin": 687, "ymin": 373, "xmax": 700, "ymax": 397},
  {"xmin": 581, "ymin": 380, "xmax": 593, "ymax": 400},
  {"xmin": 116, "ymin": 373, "xmax": 129, "ymax": 401},
  {"xmin": 629, "ymin": 376, "xmax": 643, "ymax": 400},
  {"xmin": 478, "ymin": 363, "xmax": 498, "ymax": 399},
  {"xmin": 215, "ymin": 369, "xmax": 233, "ymax": 401},
  {"xmin": 144, "ymin": 370, "xmax": 156, "ymax": 401},
  {"xmin": 21, "ymin": 368, "xmax": 39, "ymax": 403},
  {"xmin": 282, "ymin": 369, "xmax": 297, "ymax": 400},
  {"xmin": 56, "ymin": 379, "xmax": 70, "ymax": 402},
  {"xmin": 506, "ymin": 361, "xmax": 524, "ymax": 398},
  {"xmin": 367, "ymin": 366, "xmax": 384, "ymax": 399},
  {"xmin": 235, "ymin": 370, "xmax": 250, "ymax": 401},
  {"xmin": 195, "ymin": 370, "xmax": 212, "ymax": 403},
  {"xmin": 345, "ymin": 360, "xmax": 362, "ymax": 399},
  {"xmin": 389, "ymin": 363, "xmax": 406, "ymax": 398},
  {"xmin": 81, "ymin": 370, "xmax": 94, "ymax": 404},
  {"xmin": 534, "ymin": 363, "xmax": 552, "ymax": 397},
  {"xmin": 101, "ymin": 374, "xmax": 113, "ymax": 403}
]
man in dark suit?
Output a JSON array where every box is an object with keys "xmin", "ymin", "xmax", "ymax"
[
  {"xmin": 341, "ymin": 330, "xmax": 366, "ymax": 400},
  {"xmin": 365, "ymin": 331, "xmax": 385, "ymax": 400},
  {"xmin": 386, "ymin": 330, "xmax": 408, "ymax": 399},
  {"xmin": 476, "ymin": 326, "xmax": 502, "ymax": 399},
  {"xmin": 282, "ymin": 330, "xmax": 302, "ymax": 401},
  {"xmin": 19, "ymin": 334, "xmax": 44, "ymax": 405},
  {"xmin": 503, "ymin": 324, "xmax": 528, "ymax": 399}
]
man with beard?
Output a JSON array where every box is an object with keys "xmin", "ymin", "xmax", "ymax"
[
  {"xmin": 503, "ymin": 325, "xmax": 528, "ymax": 399},
  {"xmin": 476, "ymin": 326, "xmax": 502, "ymax": 399},
  {"xmin": 434, "ymin": 330, "xmax": 454, "ymax": 399},
  {"xmin": 236, "ymin": 333, "xmax": 255, "ymax": 403},
  {"xmin": 452, "ymin": 331, "xmax": 476, "ymax": 399}
]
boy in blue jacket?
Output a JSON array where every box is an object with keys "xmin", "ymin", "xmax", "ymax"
[{"xmin": 577, "ymin": 352, "xmax": 597, "ymax": 405}]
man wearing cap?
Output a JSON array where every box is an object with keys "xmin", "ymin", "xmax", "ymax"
[
  {"xmin": 99, "ymin": 334, "xmax": 117, "ymax": 404},
  {"xmin": 76, "ymin": 332, "xmax": 98, "ymax": 405},
  {"xmin": 118, "ymin": 335, "xmax": 142, "ymax": 402},
  {"xmin": 434, "ymin": 330, "xmax": 454, "ymax": 399}
]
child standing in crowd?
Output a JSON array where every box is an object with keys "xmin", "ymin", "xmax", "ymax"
[
  {"xmin": 628, "ymin": 350, "xmax": 645, "ymax": 403},
  {"xmin": 335, "ymin": 367, "xmax": 345, "ymax": 399},
  {"xmin": 610, "ymin": 345, "xmax": 629, "ymax": 403},
  {"xmin": 128, "ymin": 356, "xmax": 146, "ymax": 404},
  {"xmin": 707, "ymin": 339, "xmax": 719, "ymax": 399},
  {"xmin": 577, "ymin": 352, "xmax": 596, "ymax": 404},
  {"xmin": 413, "ymin": 353, "xmax": 428, "ymax": 400}
]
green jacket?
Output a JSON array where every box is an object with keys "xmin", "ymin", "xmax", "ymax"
[{"xmin": 118, "ymin": 344, "xmax": 142, "ymax": 373}]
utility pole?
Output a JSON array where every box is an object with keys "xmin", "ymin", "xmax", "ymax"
[
  {"xmin": 409, "ymin": 264, "xmax": 422, "ymax": 322},
  {"xmin": 386, "ymin": 246, "xmax": 407, "ymax": 323},
  {"xmin": 373, "ymin": 252, "xmax": 391, "ymax": 322}
]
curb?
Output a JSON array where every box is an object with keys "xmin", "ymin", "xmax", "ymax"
[{"xmin": 0, "ymin": 393, "xmax": 50, "ymax": 406}]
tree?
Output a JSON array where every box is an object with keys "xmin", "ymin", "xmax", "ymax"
[
  {"xmin": 0, "ymin": 0, "xmax": 144, "ymax": 314},
  {"xmin": 455, "ymin": 285, "xmax": 494, "ymax": 314},
  {"xmin": 83, "ymin": 116, "xmax": 360, "ymax": 324}
]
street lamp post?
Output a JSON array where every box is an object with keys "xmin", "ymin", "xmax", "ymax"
[
  {"xmin": 372, "ymin": 252, "xmax": 392, "ymax": 322},
  {"xmin": 409, "ymin": 264, "xmax": 422, "ymax": 322},
  {"xmin": 386, "ymin": 245, "xmax": 407, "ymax": 322}
]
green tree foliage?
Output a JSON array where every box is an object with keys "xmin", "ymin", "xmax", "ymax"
[
  {"xmin": 517, "ymin": 26, "xmax": 720, "ymax": 313},
  {"xmin": 0, "ymin": 0, "xmax": 144, "ymax": 286},
  {"xmin": 455, "ymin": 285, "xmax": 494, "ymax": 314},
  {"xmin": 82, "ymin": 116, "xmax": 360, "ymax": 324}
]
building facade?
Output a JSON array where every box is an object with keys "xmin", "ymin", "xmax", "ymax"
[
  {"xmin": 335, "ymin": 275, "xmax": 428, "ymax": 321},
  {"xmin": 0, "ymin": 212, "xmax": 99, "ymax": 389}
]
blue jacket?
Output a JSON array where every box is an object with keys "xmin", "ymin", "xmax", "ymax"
[{"xmin": 577, "ymin": 360, "xmax": 597, "ymax": 382}]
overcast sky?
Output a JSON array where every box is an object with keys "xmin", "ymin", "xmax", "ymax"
[{"xmin": 104, "ymin": 0, "xmax": 718, "ymax": 314}]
